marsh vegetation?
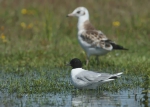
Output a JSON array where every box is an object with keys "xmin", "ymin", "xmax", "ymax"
[{"xmin": 0, "ymin": 0, "xmax": 149, "ymax": 106}]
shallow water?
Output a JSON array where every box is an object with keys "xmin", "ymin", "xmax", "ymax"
[{"xmin": 0, "ymin": 88, "xmax": 149, "ymax": 107}]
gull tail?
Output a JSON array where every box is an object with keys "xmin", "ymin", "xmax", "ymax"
[
  {"xmin": 105, "ymin": 40, "xmax": 128, "ymax": 50},
  {"xmin": 103, "ymin": 72, "xmax": 123, "ymax": 82},
  {"xmin": 109, "ymin": 72, "xmax": 123, "ymax": 79},
  {"xmin": 111, "ymin": 43, "xmax": 128, "ymax": 50}
]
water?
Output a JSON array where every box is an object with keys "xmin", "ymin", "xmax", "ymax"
[
  {"xmin": 0, "ymin": 68, "xmax": 149, "ymax": 107},
  {"xmin": 0, "ymin": 88, "xmax": 149, "ymax": 107}
]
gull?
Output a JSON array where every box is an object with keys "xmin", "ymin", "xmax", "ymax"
[
  {"xmin": 67, "ymin": 58, "xmax": 123, "ymax": 89},
  {"xmin": 67, "ymin": 7, "xmax": 128, "ymax": 65}
]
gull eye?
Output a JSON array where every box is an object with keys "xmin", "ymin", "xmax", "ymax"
[{"xmin": 77, "ymin": 11, "xmax": 80, "ymax": 14}]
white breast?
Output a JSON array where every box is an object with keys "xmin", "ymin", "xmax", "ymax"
[
  {"xmin": 71, "ymin": 68, "xmax": 82, "ymax": 81},
  {"xmin": 71, "ymin": 68, "xmax": 85, "ymax": 88},
  {"xmin": 77, "ymin": 32, "xmax": 109, "ymax": 56}
]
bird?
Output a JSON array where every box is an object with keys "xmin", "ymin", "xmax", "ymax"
[
  {"xmin": 67, "ymin": 7, "xmax": 128, "ymax": 65},
  {"xmin": 67, "ymin": 58, "xmax": 123, "ymax": 89}
]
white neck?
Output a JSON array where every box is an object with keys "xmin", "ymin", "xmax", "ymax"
[
  {"xmin": 77, "ymin": 13, "xmax": 89, "ymax": 31},
  {"xmin": 71, "ymin": 68, "xmax": 83, "ymax": 76}
]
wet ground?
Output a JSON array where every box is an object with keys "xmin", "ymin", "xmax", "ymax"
[{"xmin": 0, "ymin": 88, "xmax": 149, "ymax": 107}]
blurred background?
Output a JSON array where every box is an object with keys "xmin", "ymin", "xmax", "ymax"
[
  {"xmin": 0, "ymin": 0, "xmax": 150, "ymax": 67},
  {"xmin": 0, "ymin": 1, "xmax": 149, "ymax": 106}
]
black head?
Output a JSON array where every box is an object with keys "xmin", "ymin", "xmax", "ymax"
[{"xmin": 69, "ymin": 58, "xmax": 82, "ymax": 69}]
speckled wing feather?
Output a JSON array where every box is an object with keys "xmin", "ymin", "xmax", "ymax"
[{"xmin": 81, "ymin": 30, "xmax": 113, "ymax": 50}]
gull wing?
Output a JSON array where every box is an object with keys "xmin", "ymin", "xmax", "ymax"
[
  {"xmin": 80, "ymin": 30, "xmax": 128, "ymax": 50},
  {"xmin": 76, "ymin": 70, "xmax": 120, "ymax": 83},
  {"xmin": 76, "ymin": 70, "xmax": 102, "ymax": 83},
  {"xmin": 80, "ymin": 30, "xmax": 113, "ymax": 50}
]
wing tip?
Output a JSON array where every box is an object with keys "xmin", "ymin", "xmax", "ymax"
[{"xmin": 117, "ymin": 72, "xmax": 123, "ymax": 75}]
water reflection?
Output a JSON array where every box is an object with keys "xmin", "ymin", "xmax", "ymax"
[
  {"xmin": 71, "ymin": 91, "xmax": 117, "ymax": 107},
  {"xmin": 0, "ymin": 88, "xmax": 149, "ymax": 107},
  {"xmin": 71, "ymin": 88, "xmax": 144, "ymax": 107}
]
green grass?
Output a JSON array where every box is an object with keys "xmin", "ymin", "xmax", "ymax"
[{"xmin": 0, "ymin": 0, "xmax": 149, "ymax": 94}]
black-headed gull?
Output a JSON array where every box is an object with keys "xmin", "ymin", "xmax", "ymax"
[{"xmin": 67, "ymin": 58, "xmax": 123, "ymax": 89}]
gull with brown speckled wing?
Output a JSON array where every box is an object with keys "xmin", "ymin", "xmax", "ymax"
[{"xmin": 67, "ymin": 7, "xmax": 128, "ymax": 66}]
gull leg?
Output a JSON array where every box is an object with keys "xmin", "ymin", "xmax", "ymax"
[
  {"xmin": 95, "ymin": 56, "xmax": 99, "ymax": 65},
  {"xmin": 86, "ymin": 55, "xmax": 90, "ymax": 66},
  {"xmin": 86, "ymin": 57, "xmax": 89, "ymax": 66}
]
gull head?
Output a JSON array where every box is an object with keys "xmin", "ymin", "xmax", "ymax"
[
  {"xmin": 67, "ymin": 58, "xmax": 82, "ymax": 69},
  {"xmin": 67, "ymin": 7, "xmax": 89, "ymax": 18}
]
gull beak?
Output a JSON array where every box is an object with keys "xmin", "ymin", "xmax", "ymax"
[
  {"xmin": 66, "ymin": 63, "xmax": 71, "ymax": 66},
  {"xmin": 67, "ymin": 13, "xmax": 75, "ymax": 17}
]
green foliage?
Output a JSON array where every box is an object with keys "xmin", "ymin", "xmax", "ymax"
[{"xmin": 0, "ymin": 0, "xmax": 149, "ymax": 93}]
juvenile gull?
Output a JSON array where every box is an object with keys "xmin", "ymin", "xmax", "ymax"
[
  {"xmin": 67, "ymin": 58, "xmax": 123, "ymax": 89},
  {"xmin": 67, "ymin": 7, "xmax": 128, "ymax": 65}
]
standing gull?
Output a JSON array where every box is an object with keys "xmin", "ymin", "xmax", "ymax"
[
  {"xmin": 67, "ymin": 7, "xmax": 128, "ymax": 65},
  {"xmin": 67, "ymin": 58, "xmax": 123, "ymax": 89}
]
